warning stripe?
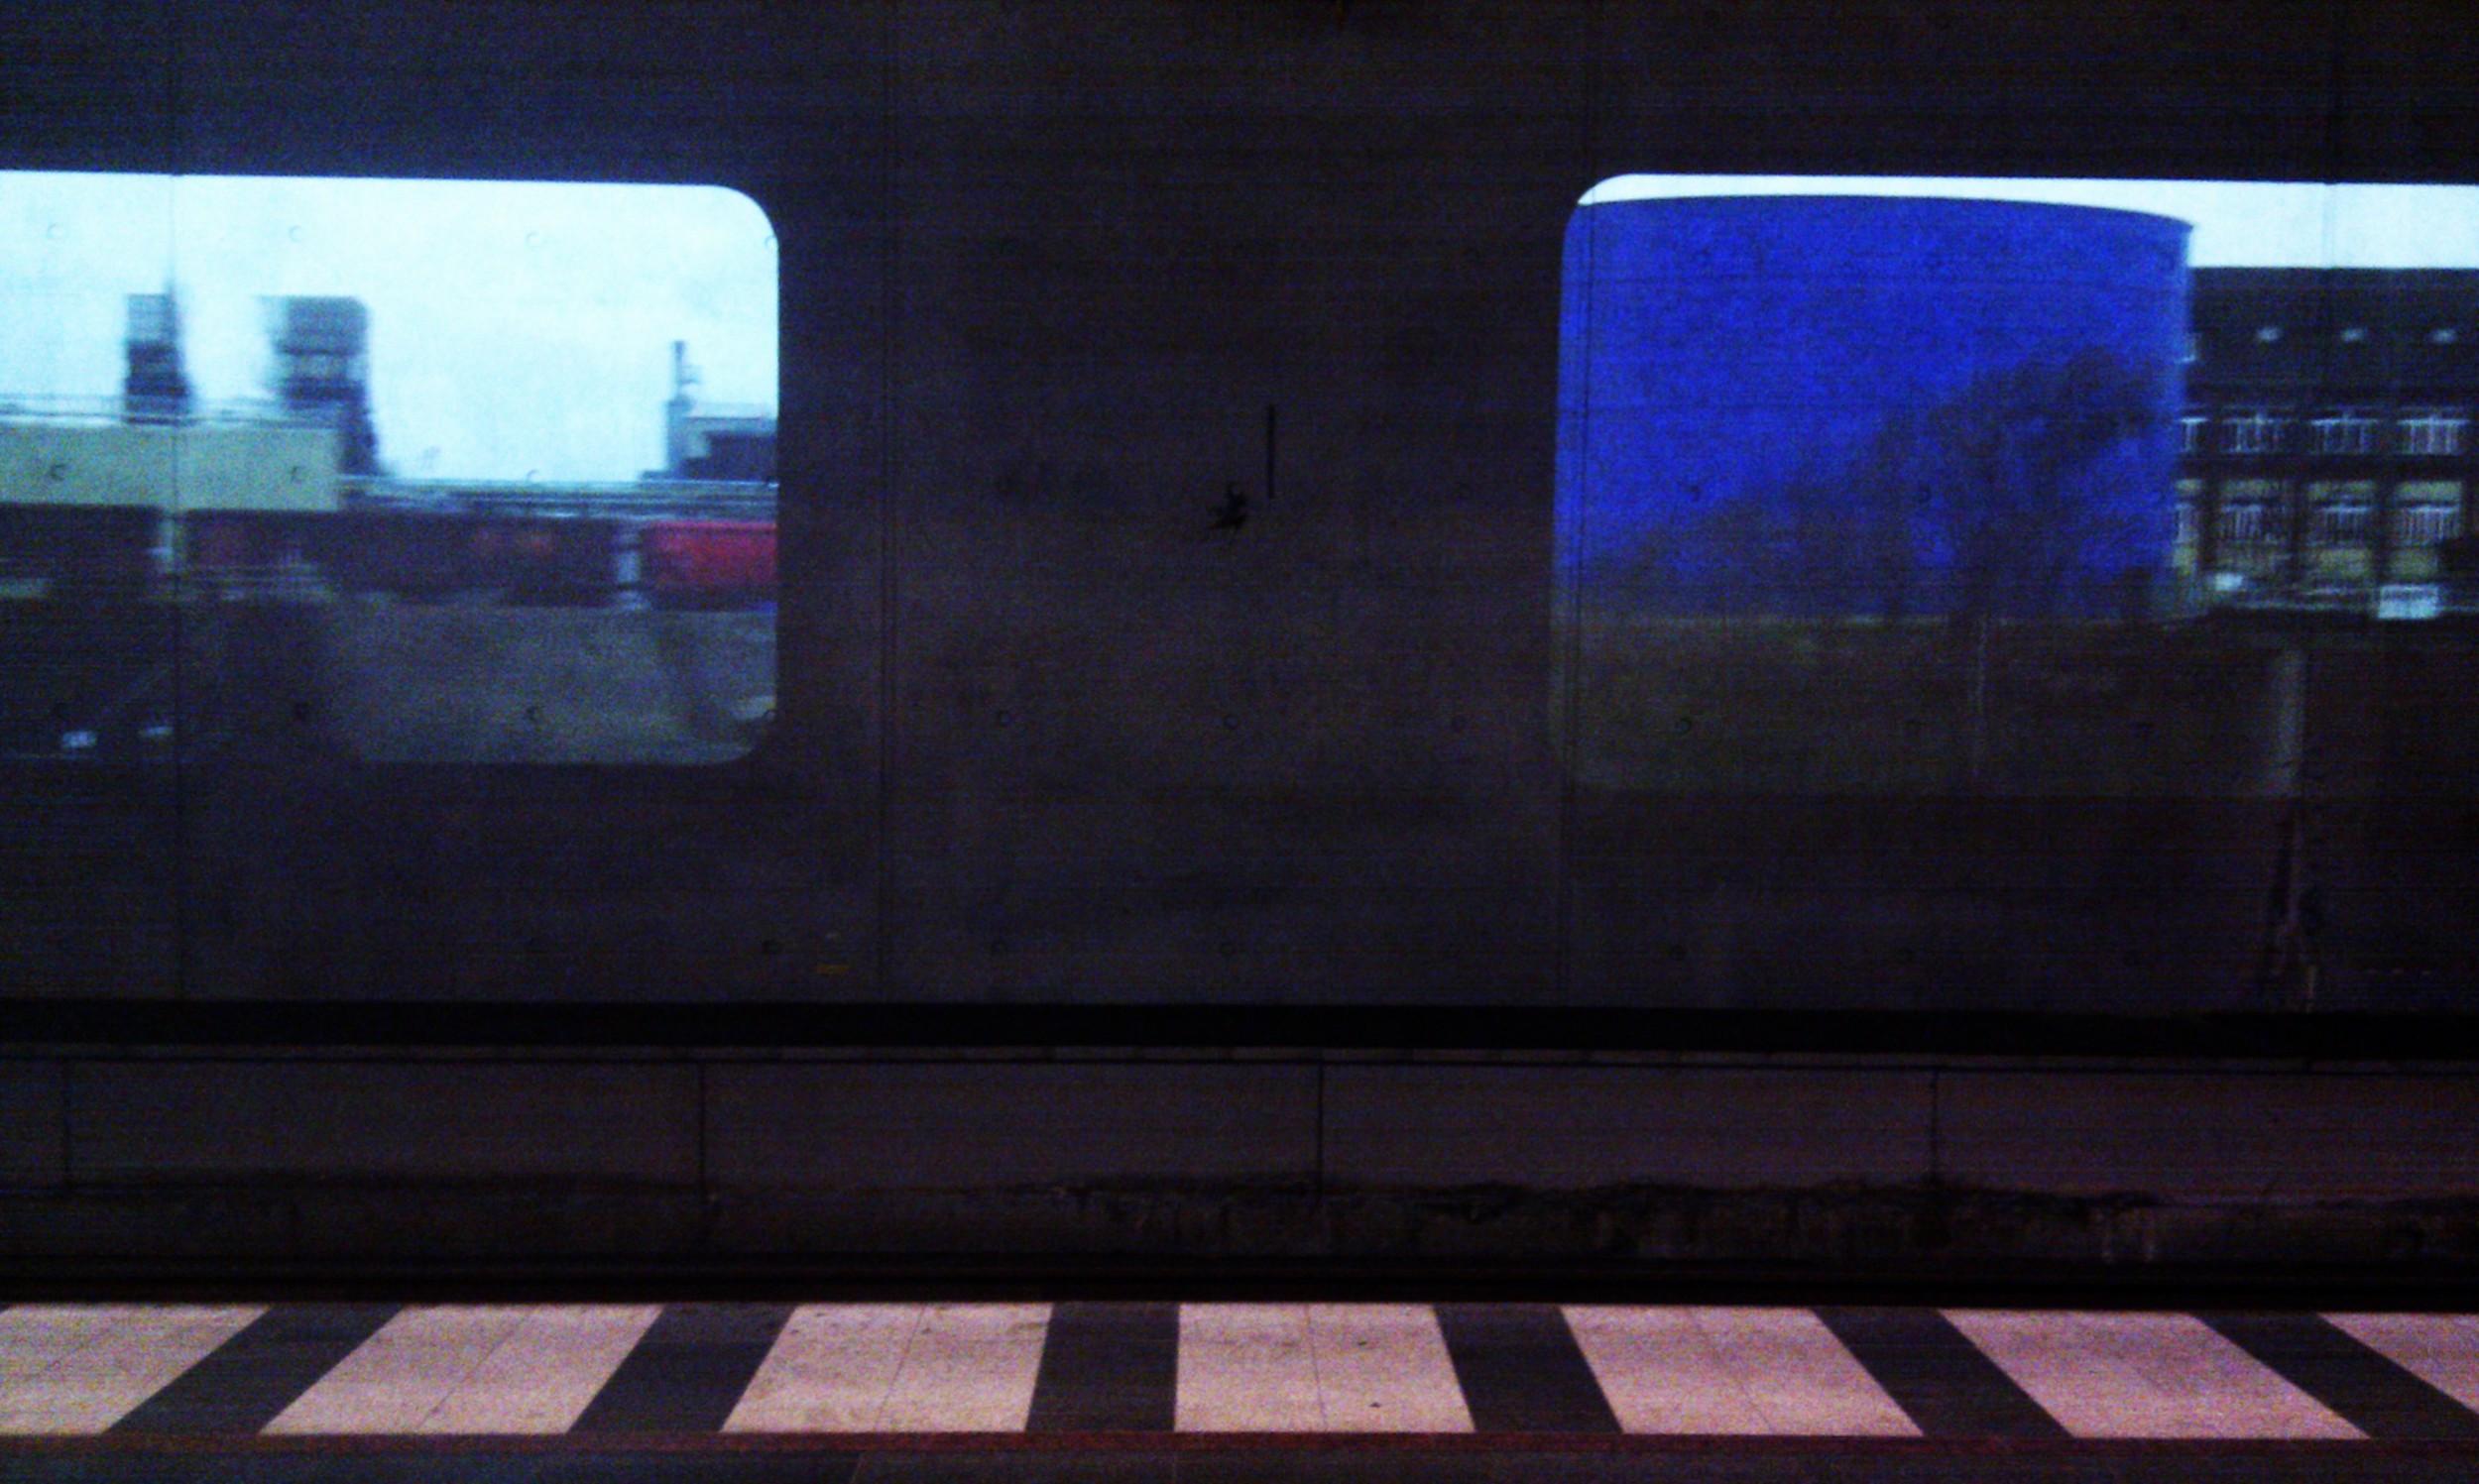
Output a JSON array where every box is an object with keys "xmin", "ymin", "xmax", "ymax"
[{"xmin": 1, "ymin": 1302, "xmax": 2476, "ymax": 1442}]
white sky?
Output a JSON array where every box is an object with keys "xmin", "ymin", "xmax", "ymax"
[
  {"xmin": 2, "ymin": 172, "xmax": 777, "ymax": 482},
  {"xmin": 1579, "ymin": 176, "xmax": 2479, "ymax": 269},
  {"xmin": 11, "ymin": 173, "xmax": 2464, "ymax": 482}
]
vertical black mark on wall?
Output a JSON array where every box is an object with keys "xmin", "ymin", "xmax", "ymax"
[
  {"xmin": 694, "ymin": 1061, "xmax": 712, "ymax": 1245},
  {"xmin": 1965, "ymin": 620, "xmax": 1990, "ymax": 789},
  {"xmin": 1313, "ymin": 1057, "xmax": 1327, "ymax": 1210},
  {"xmin": 2257, "ymin": 648, "xmax": 2315, "ymax": 1008},
  {"xmin": 58, "ymin": 1060, "xmax": 74, "ymax": 1195},
  {"xmin": 1927, "ymin": 1066, "xmax": 1943, "ymax": 1182},
  {"xmin": 1264, "ymin": 403, "xmax": 1278, "ymax": 508}
]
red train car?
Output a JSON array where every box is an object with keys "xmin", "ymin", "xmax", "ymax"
[{"xmin": 639, "ymin": 518, "xmax": 775, "ymax": 609}]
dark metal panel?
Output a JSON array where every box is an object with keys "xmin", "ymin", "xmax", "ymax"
[
  {"xmin": 705, "ymin": 1061, "xmax": 1321, "ymax": 1188},
  {"xmin": 1941, "ymin": 1069, "xmax": 2479, "ymax": 1200},
  {"xmin": 1323, "ymin": 1063, "xmax": 1936, "ymax": 1188},
  {"xmin": 69, "ymin": 1059, "xmax": 703, "ymax": 1184},
  {"xmin": 0, "ymin": 1059, "xmax": 66, "ymax": 1190}
]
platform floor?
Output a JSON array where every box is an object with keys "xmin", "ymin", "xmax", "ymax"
[{"xmin": 5, "ymin": 1301, "xmax": 2479, "ymax": 1479}]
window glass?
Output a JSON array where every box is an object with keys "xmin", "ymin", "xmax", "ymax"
[
  {"xmin": 0, "ymin": 172, "xmax": 777, "ymax": 764},
  {"xmin": 1558, "ymin": 176, "xmax": 2479, "ymax": 797}
]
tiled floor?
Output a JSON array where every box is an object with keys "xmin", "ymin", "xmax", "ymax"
[{"xmin": 7, "ymin": 1302, "xmax": 2479, "ymax": 1479}]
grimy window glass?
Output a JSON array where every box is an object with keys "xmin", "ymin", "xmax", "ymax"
[
  {"xmin": 0, "ymin": 172, "xmax": 777, "ymax": 765},
  {"xmin": 1556, "ymin": 176, "xmax": 2479, "ymax": 799}
]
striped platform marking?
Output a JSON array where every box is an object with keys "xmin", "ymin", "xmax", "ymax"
[
  {"xmin": 1946, "ymin": 1310, "xmax": 2360, "ymax": 1439},
  {"xmin": 1297, "ymin": 1304, "xmax": 1474, "ymax": 1432},
  {"xmin": 723, "ymin": 1304, "xmax": 920, "ymax": 1432},
  {"xmin": 0, "ymin": 1305, "xmax": 263, "ymax": 1434},
  {"xmin": 1564, "ymin": 1305, "xmax": 1918, "ymax": 1435},
  {"xmin": 114, "ymin": 1304, "xmax": 400, "ymax": 1435},
  {"xmin": 2328, "ymin": 1313, "xmax": 2479, "ymax": 1420},
  {"xmin": 2204, "ymin": 1312, "xmax": 2479, "ymax": 1441},
  {"xmin": 1816, "ymin": 1307, "xmax": 2066, "ymax": 1438},
  {"xmin": 1176, "ymin": 1304, "xmax": 1322, "ymax": 1430},
  {"xmin": 882, "ymin": 1304, "xmax": 1050, "ymax": 1432},
  {"xmin": 4, "ymin": 1303, "xmax": 2479, "ymax": 1442},
  {"xmin": 573, "ymin": 1304, "xmax": 792, "ymax": 1432},
  {"xmin": 1027, "ymin": 1301, "xmax": 1179, "ymax": 1431},
  {"xmin": 1437, "ymin": 1303, "xmax": 1619, "ymax": 1433},
  {"xmin": 1171, "ymin": 1305, "xmax": 1474, "ymax": 1432},
  {"xmin": 267, "ymin": 1305, "xmax": 660, "ymax": 1434},
  {"xmin": 721, "ymin": 1303, "xmax": 1053, "ymax": 1432}
]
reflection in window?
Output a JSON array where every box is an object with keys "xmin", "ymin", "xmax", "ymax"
[
  {"xmin": 2228, "ymin": 408, "xmax": 2287, "ymax": 455},
  {"xmin": 2307, "ymin": 484, "xmax": 2375, "ymax": 547},
  {"xmin": 2398, "ymin": 493, "xmax": 2461, "ymax": 547},
  {"xmin": 2313, "ymin": 408, "xmax": 2379, "ymax": 456},
  {"xmin": 2404, "ymin": 406, "xmax": 2469, "ymax": 456},
  {"xmin": 2219, "ymin": 495, "xmax": 2272, "ymax": 545},
  {"xmin": 0, "ymin": 173, "xmax": 778, "ymax": 764},
  {"xmin": 1558, "ymin": 175, "xmax": 2479, "ymax": 799}
]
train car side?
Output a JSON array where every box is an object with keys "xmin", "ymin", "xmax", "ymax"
[{"xmin": 640, "ymin": 517, "xmax": 776, "ymax": 609}]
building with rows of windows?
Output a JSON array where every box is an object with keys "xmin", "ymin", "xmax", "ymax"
[{"xmin": 2180, "ymin": 268, "xmax": 2478, "ymax": 601}]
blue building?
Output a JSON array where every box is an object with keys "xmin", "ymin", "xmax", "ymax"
[{"xmin": 1556, "ymin": 195, "xmax": 2190, "ymax": 622}]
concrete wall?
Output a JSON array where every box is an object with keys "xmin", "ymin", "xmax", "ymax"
[{"xmin": 23, "ymin": 0, "xmax": 2477, "ymax": 1008}]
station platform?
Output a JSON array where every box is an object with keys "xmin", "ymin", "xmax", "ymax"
[{"xmin": 6, "ymin": 1300, "xmax": 2479, "ymax": 1479}]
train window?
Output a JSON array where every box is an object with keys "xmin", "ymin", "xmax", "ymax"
[
  {"xmin": 1554, "ymin": 176, "xmax": 2479, "ymax": 1014},
  {"xmin": 1557, "ymin": 176, "xmax": 2479, "ymax": 800},
  {"xmin": 0, "ymin": 172, "xmax": 777, "ymax": 765}
]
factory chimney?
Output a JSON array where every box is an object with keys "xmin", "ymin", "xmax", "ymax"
[
  {"xmin": 663, "ymin": 339, "xmax": 699, "ymax": 478},
  {"xmin": 122, "ymin": 289, "xmax": 192, "ymax": 424},
  {"xmin": 268, "ymin": 295, "xmax": 379, "ymax": 474}
]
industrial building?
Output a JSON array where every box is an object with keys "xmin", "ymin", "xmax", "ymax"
[
  {"xmin": 0, "ymin": 292, "xmax": 779, "ymax": 763},
  {"xmin": 660, "ymin": 339, "xmax": 778, "ymax": 483},
  {"xmin": 0, "ymin": 295, "xmax": 775, "ymax": 602},
  {"xmin": 2180, "ymin": 268, "xmax": 2479, "ymax": 596}
]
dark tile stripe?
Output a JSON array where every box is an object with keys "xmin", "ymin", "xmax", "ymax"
[
  {"xmin": 1814, "ymin": 1306, "xmax": 2067, "ymax": 1439},
  {"xmin": 110, "ymin": 1303, "xmax": 400, "ymax": 1434},
  {"xmin": 1025, "ymin": 1301, "xmax": 1179, "ymax": 1432},
  {"xmin": 571, "ymin": 1304, "xmax": 794, "ymax": 1434},
  {"xmin": 1433, "ymin": 1303, "xmax": 1620, "ymax": 1434},
  {"xmin": 2201, "ymin": 1311, "xmax": 2479, "ymax": 1440}
]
